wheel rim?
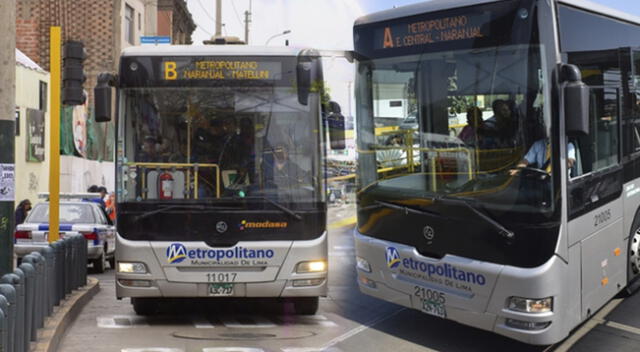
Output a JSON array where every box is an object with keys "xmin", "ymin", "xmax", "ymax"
[{"xmin": 631, "ymin": 228, "xmax": 640, "ymax": 275}]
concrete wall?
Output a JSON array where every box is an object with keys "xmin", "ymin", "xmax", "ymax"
[
  {"xmin": 60, "ymin": 155, "xmax": 115, "ymax": 194},
  {"xmin": 14, "ymin": 64, "xmax": 50, "ymax": 206}
]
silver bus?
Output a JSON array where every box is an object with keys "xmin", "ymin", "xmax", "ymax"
[
  {"xmin": 94, "ymin": 45, "xmax": 344, "ymax": 315},
  {"xmin": 353, "ymin": 0, "xmax": 640, "ymax": 344}
]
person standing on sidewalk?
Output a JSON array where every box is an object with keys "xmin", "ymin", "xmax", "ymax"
[{"xmin": 14, "ymin": 199, "xmax": 31, "ymax": 226}]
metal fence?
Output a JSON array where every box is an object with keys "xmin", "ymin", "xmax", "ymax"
[{"xmin": 0, "ymin": 234, "xmax": 87, "ymax": 352}]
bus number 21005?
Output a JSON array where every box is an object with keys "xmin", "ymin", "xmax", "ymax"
[{"xmin": 206, "ymin": 273, "xmax": 237, "ymax": 283}]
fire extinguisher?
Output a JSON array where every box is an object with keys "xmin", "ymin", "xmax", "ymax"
[{"xmin": 158, "ymin": 171, "xmax": 174, "ymax": 199}]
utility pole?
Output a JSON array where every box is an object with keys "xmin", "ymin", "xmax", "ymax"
[
  {"xmin": 244, "ymin": 0, "xmax": 252, "ymax": 44},
  {"xmin": 0, "ymin": 0, "xmax": 16, "ymax": 275},
  {"xmin": 215, "ymin": 0, "xmax": 222, "ymax": 38}
]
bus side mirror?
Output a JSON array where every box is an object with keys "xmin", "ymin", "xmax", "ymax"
[
  {"xmin": 297, "ymin": 61, "xmax": 311, "ymax": 106},
  {"xmin": 327, "ymin": 101, "xmax": 346, "ymax": 150},
  {"xmin": 563, "ymin": 64, "xmax": 589, "ymax": 135},
  {"xmin": 94, "ymin": 73, "xmax": 116, "ymax": 122}
]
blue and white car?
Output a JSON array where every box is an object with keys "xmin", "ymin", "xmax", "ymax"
[{"xmin": 14, "ymin": 199, "xmax": 116, "ymax": 273}]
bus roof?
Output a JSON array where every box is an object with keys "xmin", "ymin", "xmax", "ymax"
[
  {"xmin": 121, "ymin": 45, "xmax": 310, "ymax": 57},
  {"xmin": 354, "ymin": 0, "xmax": 640, "ymax": 28}
]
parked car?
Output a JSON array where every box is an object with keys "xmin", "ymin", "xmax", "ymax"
[{"xmin": 14, "ymin": 198, "xmax": 116, "ymax": 273}]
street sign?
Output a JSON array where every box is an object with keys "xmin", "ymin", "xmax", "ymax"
[{"xmin": 140, "ymin": 36, "xmax": 171, "ymax": 45}]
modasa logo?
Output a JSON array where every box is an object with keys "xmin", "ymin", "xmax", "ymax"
[
  {"xmin": 238, "ymin": 220, "xmax": 288, "ymax": 231},
  {"xmin": 385, "ymin": 247, "xmax": 401, "ymax": 269},
  {"xmin": 166, "ymin": 243, "xmax": 187, "ymax": 264}
]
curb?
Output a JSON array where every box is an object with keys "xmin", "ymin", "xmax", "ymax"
[{"xmin": 32, "ymin": 277, "xmax": 100, "ymax": 352}]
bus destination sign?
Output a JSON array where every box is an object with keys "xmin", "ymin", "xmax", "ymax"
[
  {"xmin": 162, "ymin": 59, "xmax": 282, "ymax": 81},
  {"xmin": 375, "ymin": 12, "xmax": 490, "ymax": 50}
]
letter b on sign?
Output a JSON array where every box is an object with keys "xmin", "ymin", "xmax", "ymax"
[{"xmin": 164, "ymin": 61, "xmax": 177, "ymax": 80}]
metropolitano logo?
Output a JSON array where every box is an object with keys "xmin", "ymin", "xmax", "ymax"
[
  {"xmin": 385, "ymin": 247, "xmax": 401, "ymax": 269},
  {"xmin": 166, "ymin": 243, "xmax": 187, "ymax": 264}
]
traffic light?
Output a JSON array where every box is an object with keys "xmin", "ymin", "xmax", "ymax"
[{"xmin": 62, "ymin": 41, "xmax": 87, "ymax": 105}]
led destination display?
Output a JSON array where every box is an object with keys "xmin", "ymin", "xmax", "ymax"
[
  {"xmin": 375, "ymin": 12, "xmax": 491, "ymax": 50},
  {"xmin": 162, "ymin": 59, "xmax": 283, "ymax": 81}
]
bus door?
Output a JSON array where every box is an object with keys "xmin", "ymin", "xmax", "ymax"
[{"xmin": 567, "ymin": 85, "xmax": 625, "ymax": 319}]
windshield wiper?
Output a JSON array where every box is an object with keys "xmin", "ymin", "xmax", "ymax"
[
  {"xmin": 373, "ymin": 200, "xmax": 446, "ymax": 219},
  {"xmin": 134, "ymin": 204, "xmax": 237, "ymax": 220},
  {"xmin": 435, "ymin": 195, "xmax": 514, "ymax": 241},
  {"xmin": 237, "ymin": 196, "xmax": 302, "ymax": 221}
]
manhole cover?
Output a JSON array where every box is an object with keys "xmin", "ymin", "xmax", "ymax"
[{"xmin": 172, "ymin": 329, "xmax": 315, "ymax": 341}]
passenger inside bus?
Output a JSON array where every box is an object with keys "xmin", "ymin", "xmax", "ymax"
[
  {"xmin": 479, "ymin": 99, "xmax": 519, "ymax": 149},
  {"xmin": 458, "ymin": 106, "xmax": 484, "ymax": 146}
]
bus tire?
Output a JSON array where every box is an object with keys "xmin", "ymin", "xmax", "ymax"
[
  {"xmin": 625, "ymin": 212, "xmax": 640, "ymax": 296},
  {"xmin": 132, "ymin": 298, "xmax": 157, "ymax": 316},
  {"xmin": 93, "ymin": 253, "xmax": 106, "ymax": 273},
  {"xmin": 294, "ymin": 297, "xmax": 319, "ymax": 315}
]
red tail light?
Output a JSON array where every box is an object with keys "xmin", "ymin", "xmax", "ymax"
[
  {"xmin": 14, "ymin": 230, "xmax": 31, "ymax": 239},
  {"xmin": 81, "ymin": 232, "xmax": 98, "ymax": 240}
]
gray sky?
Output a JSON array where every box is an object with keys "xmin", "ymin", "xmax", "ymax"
[{"xmin": 185, "ymin": 0, "xmax": 640, "ymax": 49}]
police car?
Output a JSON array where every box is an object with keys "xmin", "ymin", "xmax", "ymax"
[{"xmin": 14, "ymin": 193, "xmax": 116, "ymax": 273}]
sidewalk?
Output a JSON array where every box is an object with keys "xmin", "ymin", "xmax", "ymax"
[{"xmin": 31, "ymin": 277, "xmax": 100, "ymax": 352}]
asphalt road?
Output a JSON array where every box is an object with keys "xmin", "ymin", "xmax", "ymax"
[{"xmin": 56, "ymin": 207, "xmax": 640, "ymax": 351}]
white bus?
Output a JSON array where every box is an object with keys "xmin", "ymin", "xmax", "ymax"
[
  {"xmin": 353, "ymin": 0, "xmax": 640, "ymax": 344},
  {"xmin": 94, "ymin": 45, "xmax": 344, "ymax": 315}
]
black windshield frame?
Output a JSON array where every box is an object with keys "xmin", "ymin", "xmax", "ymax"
[{"xmin": 353, "ymin": 0, "xmax": 564, "ymax": 268}]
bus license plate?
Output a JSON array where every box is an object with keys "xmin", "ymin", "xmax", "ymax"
[
  {"xmin": 421, "ymin": 299, "xmax": 446, "ymax": 318},
  {"xmin": 209, "ymin": 283, "xmax": 233, "ymax": 296}
]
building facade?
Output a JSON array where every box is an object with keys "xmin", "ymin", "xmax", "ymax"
[
  {"xmin": 14, "ymin": 49, "xmax": 50, "ymax": 205},
  {"xmin": 15, "ymin": 0, "xmax": 190, "ymax": 194},
  {"xmin": 158, "ymin": 0, "xmax": 195, "ymax": 44}
]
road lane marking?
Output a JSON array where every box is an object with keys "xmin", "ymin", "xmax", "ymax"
[
  {"xmin": 328, "ymin": 216, "xmax": 356, "ymax": 230},
  {"xmin": 202, "ymin": 349, "xmax": 265, "ymax": 352},
  {"xmin": 192, "ymin": 315, "xmax": 215, "ymax": 329},
  {"xmin": 122, "ymin": 349, "xmax": 184, "ymax": 352},
  {"xmin": 98, "ymin": 315, "xmax": 147, "ymax": 328},
  {"xmin": 318, "ymin": 308, "xmax": 411, "ymax": 350},
  {"xmin": 553, "ymin": 297, "xmax": 623, "ymax": 352},
  {"xmin": 605, "ymin": 320, "xmax": 640, "ymax": 335},
  {"xmin": 220, "ymin": 315, "xmax": 277, "ymax": 328}
]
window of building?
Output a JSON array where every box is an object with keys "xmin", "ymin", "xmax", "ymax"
[
  {"xmin": 39, "ymin": 81, "xmax": 47, "ymax": 112},
  {"xmin": 125, "ymin": 4, "xmax": 134, "ymax": 44},
  {"xmin": 138, "ymin": 13, "xmax": 141, "ymax": 31}
]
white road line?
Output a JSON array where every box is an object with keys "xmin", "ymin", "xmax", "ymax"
[
  {"xmin": 192, "ymin": 315, "xmax": 215, "ymax": 329},
  {"xmin": 220, "ymin": 315, "xmax": 277, "ymax": 328},
  {"xmin": 554, "ymin": 298, "xmax": 624, "ymax": 352},
  {"xmin": 122, "ymin": 348, "xmax": 184, "ymax": 352},
  {"xmin": 98, "ymin": 315, "xmax": 147, "ymax": 329},
  {"xmin": 319, "ymin": 308, "xmax": 410, "ymax": 350},
  {"xmin": 605, "ymin": 320, "xmax": 640, "ymax": 335},
  {"xmin": 202, "ymin": 348, "xmax": 265, "ymax": 352}
]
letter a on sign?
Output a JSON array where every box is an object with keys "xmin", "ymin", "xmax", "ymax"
[
  {"xmin": 164, "ymin": 61, "xmax": 177, "ymax": 80},
  {"xmin": 383, "ymin": 27, "xmax": 394, "ymax": 48}
]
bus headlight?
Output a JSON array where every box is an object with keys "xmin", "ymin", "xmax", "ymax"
[
  {"xmin": 356, "ymin": 256, "xmax": 371, "ymax": 273},
  {"xmin": 508, "ymin": 296, "xmax": 553, "ymax": 313},
  {"xmin": 118, "ymin": 262, "xmax": 148, "ymax": 274},
  {"xmin": 296, "ymin": 260, "xmax": 327, "ymax": 273}
]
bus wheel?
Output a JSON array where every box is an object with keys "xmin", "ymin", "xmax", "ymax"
[
  {"xmin": 132, "ymin": 298, "xmax": 157, "ymax": 316},
  {"xmin": 294, "ymin": 297, "xmax": 319, "ymax": 315},
  {"xmin": 631, "ymin": 227, "xmax": 640, "ymax": 276}
]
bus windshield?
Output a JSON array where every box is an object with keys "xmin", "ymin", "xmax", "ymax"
[
  {"xmin": 117, "ymin": 86, "xmax": 323, "ymax": 224},
  {"xmin": 356, "ymin": 0, "xmax": 554, "ymax": 218}
]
